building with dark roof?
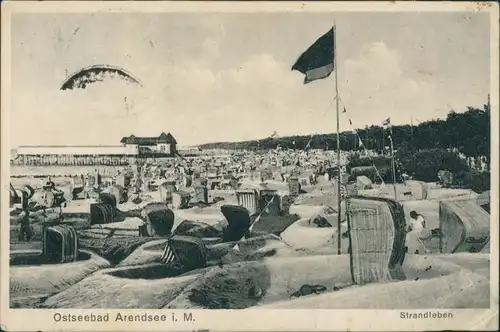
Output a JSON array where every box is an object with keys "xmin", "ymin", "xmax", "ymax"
[
  {"xmin": 12, "ymin": 132, "xmax": 178, "ymax": 166},
  {"xmin": 120, "ymin": 132, "xmax": 177, "ymax": 157}
]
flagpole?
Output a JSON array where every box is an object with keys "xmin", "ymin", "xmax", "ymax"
[
  {"xmin": 389, "ymin": 128, "xmax": 397, "ymax": 198},
  {"xmin": 382, "ymin": 128, "xmax": 385, "ymax": 155},
  {"xmin": 333, "ymin": 25, "xmax": 342, "ymax": 256}
]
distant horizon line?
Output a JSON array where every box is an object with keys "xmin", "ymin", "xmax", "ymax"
[{"xmin": 10, "ymin": 104, "xmax": 489, "ymax": 150}]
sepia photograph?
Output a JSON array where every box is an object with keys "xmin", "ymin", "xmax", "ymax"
[{"xmin": 1, "ymin": 1, "xmax": 498, "ymax": 331}]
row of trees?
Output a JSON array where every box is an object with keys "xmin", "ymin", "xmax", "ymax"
[
  {"xmin": 346, "ymin": 148, "xmax": 490, "ymax": 193},
  {"xmin": 201, "ymin": 104, "xmax": 490, "ymax": 161}
]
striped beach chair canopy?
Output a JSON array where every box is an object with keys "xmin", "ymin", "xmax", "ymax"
[{"xmin": 160, "ymin": 235, "xmax": 208, "ymax": 272}]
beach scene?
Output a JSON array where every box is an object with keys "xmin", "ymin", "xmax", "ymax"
[{"xmin": 7, "ymin": 9, "xmax": 493, "ymax": 311}]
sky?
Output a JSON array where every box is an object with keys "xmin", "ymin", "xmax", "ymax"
[{"xmin": 9, "ymin": 11, "xmax": 490, "ymax": 148}]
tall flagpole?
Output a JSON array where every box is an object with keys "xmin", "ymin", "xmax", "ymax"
[
  {"xmin": 389, "ymin": 128, "xmax": 397, "ymax": 198},
  {"xmin": 333, "ymin": 25, "xmax": 342, "ymax": 256}
]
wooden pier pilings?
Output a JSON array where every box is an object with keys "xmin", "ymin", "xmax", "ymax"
[{"xmin": 11, "ymin": 154, "xmax": 138, "ymax": 166}]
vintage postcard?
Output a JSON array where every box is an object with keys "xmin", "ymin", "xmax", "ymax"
[{"xmin": 1, "ymin": 1, "xmax": 499, "ymax": 331}]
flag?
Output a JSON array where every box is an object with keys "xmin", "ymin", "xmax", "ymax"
[
  {"xmin": 342, "ymin": 107, "xmax": 347, "ymax": 113},
  {"xmin": 349, "ymin": 118, "xmax": 353, "ymax": 125},
  {"xmin": 382, "ymin": 117, "xmax": 391, "ymax": 126},
  {"xmin": 292, "ymin": 28, "xmax": 334, "ymax": 84},
  {"xmin": 198, "ymin": 146, "xmax": 203, "ymax": 151}
]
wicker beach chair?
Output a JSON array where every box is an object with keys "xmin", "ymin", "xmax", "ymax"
[
  {"xmin": 43, "ymin": 224, "xmax": 78, "ymax": 264},
  {"xmin": 439, "ymin": 200, "xmax": 490, "ymax": 253},
  {"xmin": 140, "ymin": 203, "xmax": 175, "ymax": 237},
  {"xmin": 159, "ymin": 235, "xmax": 208, "ymax": 272},
  {"xmin": 346, "ymin": 196, "xmax": 407, "ymax": 285},
  {"xmin": 220, "ymin": 205, "xmax": 252, "ymax": 242}
]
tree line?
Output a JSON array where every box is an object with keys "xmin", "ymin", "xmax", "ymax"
[{"xmin": 200, "ymin": 103, "xmax": 490, "ymax": 162}]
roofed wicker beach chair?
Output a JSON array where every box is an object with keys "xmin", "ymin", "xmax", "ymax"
[
  {"xmin": 439, "ymin": 200, "xmax": 490, "ymax": 253},
  {"xmin": 140, "ymin": 202, "xmax": 175, "ymax": 237},
  {"xmin": 99, "ymin": 192, "xmax": 117, "ymax": 209},
  {"xmin": 159, "ymin": 235, "xmax": 208, "ymax": 272},
  {"xmin": 346, "ymin": 196, "xmax": 407, "ymax": 285},
  {"xmin": 220, "ymin": 205, "xmax": 252, "ymax": 243},
  {"xmin": 90, "ymin": 203, "xmax": 116, "ymax": 225},
  {"xmin": 43, "ymin": 224, "xmax": 78, "ymax": 264}
]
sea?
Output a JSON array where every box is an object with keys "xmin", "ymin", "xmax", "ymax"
[{"xmin": 10, "ymin": 165, "xmax": 125, "ymax": 178}]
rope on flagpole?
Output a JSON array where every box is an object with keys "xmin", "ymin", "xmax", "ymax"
[
  {"xmin": 337, "ymin": 96, "xmax": 386, "ymax": 185},
  {"xmin": 247, "ymin": 192, "xmax": 293, "ymax": 247}
]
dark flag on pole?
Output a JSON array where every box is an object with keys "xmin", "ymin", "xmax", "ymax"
[{"xmin": 292, "ymin": 28, "xmax": 334, "ymax": 84}]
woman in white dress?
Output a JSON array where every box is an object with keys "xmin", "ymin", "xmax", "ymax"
[{"xmin": 406, "ymin": 210, "xmax": 427, "ymax": 254}]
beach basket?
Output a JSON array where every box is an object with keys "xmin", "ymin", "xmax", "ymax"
[
  {"xmin": 194, "ymin": 177, "xmax": 208, "ymax": 187},
  {"xmin": 236, "ymin": 189, "xmax": 259, "ymax": 216},
  {"xmin": 115, "ymin": 174, "xmax": 132, "ymax": 188},
  {"xmin": 103, "ymin": 185, "xmax": 127, "ymax": 204},
  {"xmin": 40, "ymin": 190, "xmax": 55, "ymax": 208},
  {"xmin": 159, "ymin": 184, "xmax": 176, "ymax": 204},
  {"xmin": 193, "ymin": 185, "xmax": 208, "ymax": 204},
  {"xmin": 349, "ymin": 166, "xmax": 378, "ymax": 183},
  {"xmin": 90, "ymin": 203, "xmax": 116, "ymax": 225},
  {"xmin": 288, "ymin": 177, "xmax": 301, "ymax": 196},
  {"xmin": 220, "ymin": 205, "xmax": 251, "ymax": 242},
  {"xmin": 356, "ymin": 176, "xmax": 372, "ymax": 190},
  {"xmin": 172, "ymin": 191, "xmax": 191, "ymax": 209},
  {"xmin": 476, "ymin": 191, "xmax": 490, "ymax": 213},
  {"xmin": 87, "ymin": 175, "xmax": 96, "ymax": 188},
  {"xmin": 161, "ymin": 235, "xmax": 208, "ymax": 271},
  {"xmin": 43, "ymin": 224, "xmax": 78, "ymax": 264},
  {"xmin": 439, "ymin": 200, "xmax": 490, "ymax": 253},
  {"xmin": 99, "ymin": 192, "xmax": 117, "ymax": 209},
  {"xmin": 141, "ymin": 203, "xmax": 175, "ymax": 237},
  {"xmin": 210, "ymin": 180, "xmax": 221, "ymax": 190},
  {"xmin": 259, "ymin": 189, "xmax": 281, "ymax": 217},
  {"xmin": 346, "ymin": 196, "xmax": 407, "ymax": 285}
]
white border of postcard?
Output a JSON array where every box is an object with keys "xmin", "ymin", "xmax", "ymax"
[{"xmin": 1, "ymin": 1, "xmax": 499, "ymax": 331}]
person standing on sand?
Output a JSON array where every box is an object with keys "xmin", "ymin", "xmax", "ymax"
[
  {"xmin": 18, "ymin": 209, "xmax": 33, "ymax": 242},
  {"xmin": 406, "ymin": 210, "xmax": 427, "ymax": 254}
]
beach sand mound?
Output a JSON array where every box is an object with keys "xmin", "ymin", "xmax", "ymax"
[
  {"xmin": 256, "ymin": 253, "xmax": 490, "ymax": 309},
  {"xmin": 257, "ymin": 268, "xmax": 488, "ymax": 309},
  {"xmin": 164, "ymin": 254, "xmax": 353, "ymax": 309},
  {"xmin": 40, "ymin": 265, "xmax": 198, "ymax": 309},
  {"xmin": 163, "ymin": 252, "xmax": 490, "ymax": 310},
  {"xmin": 10, "ymin": 249, "xmax": 110, "ymax": 308},
  {"xmin": 78, "ymin": 236, "xmax": 164, "ymax": 265}
]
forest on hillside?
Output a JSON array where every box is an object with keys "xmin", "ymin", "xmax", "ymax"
[{"xmin": 200, "ymin": 103, "xmax": 491, "ymax": 161}]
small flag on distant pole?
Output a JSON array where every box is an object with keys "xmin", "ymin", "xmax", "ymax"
[
  {"xmin": 349, "ymin": 118, "xmax": 353, "ymax": 125},
  {"xmin": 292, "ymin": 28, "xmax": 334, "ymax": 84},
  {"xmin": 342, "ymin": 107, "xmax": 347, "ymax": 113},
  {"xmin": 382, "ymin": 117, "xmax": 391, "ymax": 126}
]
